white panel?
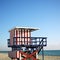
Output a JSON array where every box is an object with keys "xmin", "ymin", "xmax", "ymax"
[
  {"xmin": 22, "ymin": 30, "xmax": 24, "ymax": 44},
  {"xmin": 28, "ymin": 30, "xmax": 30, "ymax": 37},
  {"xmin": 17, "ymin": 42, "xmax": 19, "ymax": 45},
  {"xmin": 28, "ymin": 30, "xmax": 31, "ymax": 45},
  {"xmin": 17, "ymin": 30, "xmax": 19, "ymax": 37},
  {"xmin": 22, "ymin": 29, "xmax": 24, "ymax": 37},
  {"xmin": 17, "ymin": 51, "xmax": 19, "ymax": 58}
]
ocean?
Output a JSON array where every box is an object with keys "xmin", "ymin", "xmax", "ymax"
[
  {"xmin": 39, "ymin": 50, "xmax": 60, "ymax": 56},
  {"xmin": 0, "ymin": 50, "xmax": 60, "ymax": 56}
]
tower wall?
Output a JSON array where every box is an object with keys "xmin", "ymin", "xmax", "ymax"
[
  {"xmin": 10, "ymin": 29, "xmax": 31, "ymax": 46},
  {"xmin": 8, "ymin": 27, "xmax": 47, "ymax": 60}
]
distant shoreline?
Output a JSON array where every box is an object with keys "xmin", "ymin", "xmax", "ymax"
[{"xmin": 0, "ymin": 50, "xmax": 60, "ymax": 56}]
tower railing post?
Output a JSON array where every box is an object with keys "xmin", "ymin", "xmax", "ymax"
[
  {"xmin": 42, "ymin": 38, "xmax": 44, "ymax": 60},
  {"xmin": 42, "ymin": 47, "xmax": 44, "ymax": 60}
]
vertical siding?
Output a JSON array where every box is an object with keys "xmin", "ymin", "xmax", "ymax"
[
  {"xmin": 14, "ymin": 30, "xmax": 16, "ymax": 37},
  {"xmin": 9, "ymin": 28, "xmax": 32, "ymax": 59},
  {"xmin": 25, "ymin": 30, "xmax": 28, "ymax": 45},
  {"xmin": 19, "ymin": 29, "xmax": 21, "ymax": 45},
  {"xmin": 28, "ymin": 30, "xmax": 31, "ymax": 45},
  {"xmin": 10, "ymin": 30, "xmax": 14, "ymax": 45},
  {"xmin": 14, "ymin": 30, "xmax": 16, "ymax": 45},
  {"xmin": 10, "ymin": 29, "xmax": 31, "ymax": 46},
  {"xmin": 17, "ymin": 30, "xmax": 19, "ymax": 45},
  {"xmin": 25, "ymin": 30, "xmax": 31, "ymax": 45},
  {"xmin": 15, "ymin": 29, "xmax": 19, "ymax": 45},
  {"xmin": 8, "ymin": 51, "xmax": 16, "ymax": 58}
]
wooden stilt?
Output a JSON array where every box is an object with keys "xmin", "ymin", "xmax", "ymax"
[
  {"xmin": 42, "ymin": 47, "xmax": 44, "ymax": 60},
  {"xmin": 12, "ymin": 58, "xmax": 16, "ymax": 60},
  {"xmin": 20, "ymin": 53, "xmax": 21, "ymax": 60},
  {"xmin": 36, "ymin": 52, "xmax": 38, "ymax": 59},
  {"xmin": 20, "ymin": 50, "xmax": 38, "ymax": 60},
  {"xmin": 17, "ymin": 58, "xmax": 19, "ymax": 60}
]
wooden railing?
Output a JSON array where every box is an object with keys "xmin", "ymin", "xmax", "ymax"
[{"xmin": 8, "ymin": 37, "xmax": 47, "ymax": 47}]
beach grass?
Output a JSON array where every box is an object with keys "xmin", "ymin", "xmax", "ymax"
[{"xmin": 0, "ymin": 53, "xmax": 60, "ymax": 60}]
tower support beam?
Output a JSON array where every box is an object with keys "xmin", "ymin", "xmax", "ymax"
[{"xmin": 42, "ymin": 47, "xmax": 44, "ymax": 60}]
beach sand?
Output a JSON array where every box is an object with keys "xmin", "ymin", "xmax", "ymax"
[
  {"xmin": 0, "ymin": 53, "xmax": 11, "ymax": 60},
  {"xmin": 38, "ymin": 55, "xmax": 60, "ymax": 60},
  {"xmin": 0, "ymin": 53, "xmax": 60, "ymax": 60}
]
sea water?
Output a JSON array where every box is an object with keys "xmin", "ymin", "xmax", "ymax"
[
  {"xmin": 0, "ymin": 50, "xmax": 60, "ymax": 56},
  {"xmin": 39, "ymin": 50, "xmax": 60, "ymax": 56}
]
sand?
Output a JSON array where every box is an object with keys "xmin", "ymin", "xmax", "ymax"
[
  {"xmin": 0, "ymin": 53, "xmax": 11, "ymax": 60},
  {"xmin": 0, "ymin": 53, "xmax": 60, "ymax": 60},
  {"xmin": 38, "ymin": 55, "xmax": 60, "ymax": 60}
]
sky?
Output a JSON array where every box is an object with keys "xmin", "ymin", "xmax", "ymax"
[{"xmin": 0, "ymin": 0, "xmax": 60, "ymax": 51}]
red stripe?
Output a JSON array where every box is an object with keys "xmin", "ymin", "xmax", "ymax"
[
  {"xmin": 21, "ymin": 29, "xmax": 22, "ymax": 44},
  {"xmin": 16, "ymin": 30, "xmax": 17, "ymax": 58},
  {"xmin": 23, "ymin": 30, "xmax": 25, "ymax": 44},
  {"xmin": 29, "ymin": 30, "xmax": 31, "ymax": 44},
  {"xmin": 18, "ymin": 51, "xmax": 19, "ymax": 59},
  {"xmin": 24, "ymin": 29, "xmax": 25, "ymax": 44},
  {"xmin": 19, "ymin": 31, "xmax": 20, "ymax": 45},
  {"xmin": 29, "ymin": 30, "xmax": 30, "ymax": 44},
  {"xmin": 27, "ymin": 30, "xmax": 28, "ymax": 45},
  {"xmin": 16, "ymin": 30, "xmax": 18, "ymax": 45}
]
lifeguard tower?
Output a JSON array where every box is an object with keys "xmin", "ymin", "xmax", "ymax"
[{"xmin": 8, "ymin": 27, "xmax": 47, "ymax": 60}]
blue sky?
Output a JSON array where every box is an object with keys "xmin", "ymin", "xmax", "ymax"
[{"xmin": 0, "ymin": 0, "xmax": 60, "ymax": 51}]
